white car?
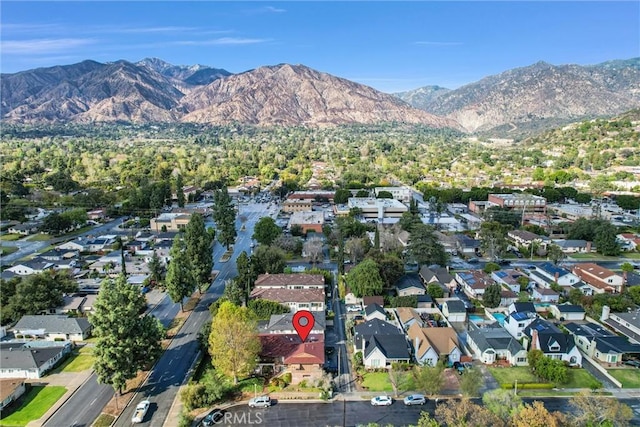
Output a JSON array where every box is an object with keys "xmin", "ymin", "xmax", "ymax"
[
  {"xmin": 347, "ymin": 305, "xmax": 361, "ymax": 313},
  {"xmin": 248, "ymin": 395, "xmax": 271, "ymax": 408},
  {"xmin": 371, "ymin": 395, "xmax": 393, "ymax": 406},
  {"xmin": 403, "ymin": 394, "xmax": 426, "ymax": 406},
  {"xmin": 131, "ymin": 400, "xmax": 150, "ymax": 423}
]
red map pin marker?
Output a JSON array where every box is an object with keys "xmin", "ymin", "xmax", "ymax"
[{"xmin": 293, "ymin": 310, "xmax": 315, "ymax": 343}]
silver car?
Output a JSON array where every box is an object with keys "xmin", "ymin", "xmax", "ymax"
[{"xmin": 403, "ymin": 394, "xmax": 426, "ymax": 406}]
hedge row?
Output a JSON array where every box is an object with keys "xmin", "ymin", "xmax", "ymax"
[{"xmin": 500, "ymin": 382, "xmax": 554, "ymax": 389}]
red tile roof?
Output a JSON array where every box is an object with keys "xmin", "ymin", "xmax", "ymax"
[
  {"xmin": 258, "ymin": 334, "xmax": 325, "ymax": 364},
  {"xmin": 284, "ymin": 342, "xmax": 325, "ymax": 365}
]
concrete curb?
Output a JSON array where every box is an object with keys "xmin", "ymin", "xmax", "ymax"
[{"xmin": 37, "ymin": 371, "xmax": 94, "ymax": 427}]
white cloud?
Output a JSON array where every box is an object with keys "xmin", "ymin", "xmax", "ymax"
[
  {"xmin": 264, "ymin": 6, "xmax": 286, "ymax": 13},
  {"xmin": 1, "ymin": 38, "xmax": 95, "ymax": 54}
]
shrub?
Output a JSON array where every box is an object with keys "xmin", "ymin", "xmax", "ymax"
[
  {"xmin": 282, "ymin": 372, "xmax": 292, "ymax": 385},
  {"xmin": 177, "ymin": 411, "xmax": 194, "ymax": 427},
  {"xmin": 180, "ymin": 383, "xmax": 208, "ymax": 411}
]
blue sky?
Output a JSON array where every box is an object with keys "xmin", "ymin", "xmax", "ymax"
[{"xmin": 1, "ymin": 1, "xmax": 638, "ymax": 93}]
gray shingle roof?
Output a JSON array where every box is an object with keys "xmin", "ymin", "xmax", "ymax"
[
  {"xmin": 0, "ymin": 344, "xmax": 69, "ymax": 370},
  {"xmin": 364, "ymin": 335, "xmax": 410, "ymax": 360},
  {"xmin": 468, "ymin": 323, "xmax": 524, "ymax": 355},
  {"xmin": 14, "ymin": 315, "xmax": 91, "ymax": 335}
]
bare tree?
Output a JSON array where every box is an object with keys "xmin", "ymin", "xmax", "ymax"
[{"xmin": 303, "ymin": 236, "xmax": 324, "ymax": 266}]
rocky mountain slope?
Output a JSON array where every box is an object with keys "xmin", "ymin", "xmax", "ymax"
[
  {"xmin": 399, "ymin": 59, "xmax": 640, "ymax": 133},
  {"xmin": 393, "ymin": 85, "xmax": 451, "ymax": 111},
  {"xmin": 1, "ymin": 60, "xmax": 458, "ymax": 128}
]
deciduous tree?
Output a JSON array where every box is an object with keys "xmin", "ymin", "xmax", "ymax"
[
  {"xmin": 346, "ymin": 258, "xmax": 383, "ymax": 297},
  {"xmin": 459, "ymin": 368, "xmax": 483, "ymax": 397},
  {"xmin": 252, "ymin": 216, "xmax": 282, "ymax": 246},
  {"xmin": 570, "ymin": 390, "xmax": 633, "ymax": 427},
  {"xmin": 413, "ymin": 363, "xmax": 445, "ymax": 396},
  {"xmin": 479, "ymin": 221, "xmax": 509, "ymax": 261},
  {"xmin": 510, "ymin": 401, "xmax": 566, "ymax": 427},
  {"xmin": 208, "ymin": 301, "xmax": 261, "ymax": 384},
  {"xmin": 435, "ymin": 397, "xmax": 504, "ymax": 427},
  {"xmin": 482, "ymin": 389, "xmax": 523, "ymax": 421}
]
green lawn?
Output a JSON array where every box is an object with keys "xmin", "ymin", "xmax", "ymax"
[
  {"xmin": 489, "ymin": 367, "xmax": 599, "ymax": 388},
  {"xmin": 0, "ymin": 386, "xmax": 66, "ymax": 427},
  {"xmin": 622, "ymin": 253, "xmax": 640, "ymax": 260},
  {"xmin": 1, "ymin": 246, "xmax": 18, "ymax": 256},
  {"xmin": 360, "ymin": 371, "xmax": 415, "ymax": 392},
  {"xmin": 608, "ymin": 369, "xmax": 640, "ymax": 388},
  {"xmin": 53, "ymin": 347, "xmax": 94, "ymax": 373},
  {"xmin": 92, "ymin": 414, "xmax": 115, "ymax": 427},
  {"xmin": 0, "ymin": 234, "xmax": 22, "ymax": 241},
  {"xmin": 25, "ymin": 233, "xmax": 51, "ymax": 242},
  {"xmin": 488, "ymin": 367, "xmax": 539, "ymax": 385}
]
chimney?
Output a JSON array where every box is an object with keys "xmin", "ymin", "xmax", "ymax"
[
  {"xmin": 415, "ymin": 336, "xmax": 420, "ymax": 354},
  {"xmin": 554, "ymin": 272, "xmax": 559, "ymax": 284},
  {"xmin": 601, "ymin": 305, "xmax": 610, "ymax": 322},
  {"xmin": 531, "ymin": 329, "xmax": 539, "ymax": 351}
]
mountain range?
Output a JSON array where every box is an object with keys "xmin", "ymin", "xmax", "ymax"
[{"xmin": 2, "ymin": 57, "xmax": 639, "ymax": 133}]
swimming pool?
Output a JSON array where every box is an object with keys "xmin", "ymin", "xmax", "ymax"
[
  {"xmin": 468, "ymin": 315, "xmax": 486, "ymax": 324},
  {"xmin": 492, "ymin": 313, "xmax": 506, "ymax": 326}
]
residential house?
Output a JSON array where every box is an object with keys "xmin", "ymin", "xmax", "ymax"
[
  {"xmin": 565, "ymin": 322, "xmax": 640, "ymax": 364},
  {"xmin": 617, "ymin": 233, "xmax": 640, "ymax": 252},
  {"xmin": 433, "ymin": 231, "xmax": 458, "ymax": 254},
  {"xmin": 601, "ymin": 306, "xmax": 640, "ymax": 344},
  {"xmin": 407, "ymin": 323, "xmax": 461, "ymax": 366},
  {"xmin": 87, "ymin": 209, "xmax": 107, "ymax": 221},
  {"xmin": 39, "ymin": 248, "xmax": 79, "ymax": 262},
  {"xmin": 6, "ymin": 260, "xmax": 54, "ymax": 276},
  {"xmin": 572, "ymin": 263, "xmax": 624, "ymax": 294},
  {"xmin": 550, "ymin": 304, "xmax": 586, "ymax": 321},
  {"xmin": 363, "ymin": 296, "xmax": 384, "ymax": 308},
  {"xmin": 250, "ymin": 288, "xmax": 325, "ymax": 312},
  {"xmin": 504, "ymin": 311, "xmax": 538, "ymax": 340},
  {"xmin": 530, "ymin": 262, "xmax": 580, "ymax": 289},
  {"xmin": 553, "ymin": 239, "xmax": 592, "ymax": 254},
  {"xmin": 353, "ymin": 319, "xmax": 410, "ymax": 368},
  {"xmin": 500, "ymin": 289, "xmax": 519, "ymax": 307},
  {"xmin": 254, "ymin": 273, "xmax": 325, "ymax": 290},
  {"xmin": 508, "ymin": 302, "xmax": 536, "ymax": 315},
  {"xmin": 0, "ymin": 379, "xmax": 26, "ymax": 411},
  {"xmin": 419, "ymin": 267, "xmax": 457, "ymax": 292},
  {"xmin": 467, "ymin": 323, "xmax": 528, "ymax": 366},
  {"xmin": 288, "ymin": 211, "xmax": 325, "ymax": 234},
  {"xmin": 395, "ymin": 273, "xmax": 426, "ymax": 297},
  {"xmin": 455, "ymin": 235, "xmax": 481, "ymax": 256},
  {"xmin": 456, "ymin": 270, "xmax": 495, "ymax": 300},
  {"xmin": 0, "ymin": 342, "xmax": 72, "ymax": 379},
  {"xmin": 56, "ymin": 241, "xmax": 85, "ymax": 252},
  {"xmin": 396, "ymin": 307, "xmax": 424, "ymax": 330},
  {"xmin": 48, "ymin": 295, "xmax": 86, "ymax": 315},
  {"xmin": 507, "ymin": 229, "xmax": 549, "ymax": 249},
  {"xmin": 492, "ymin": 269, "xmax": 528, "ymax": 293},
  {"xmin": 258, "ymin": 334, "xmax": 325, "ymax": 383},
  {"xmin": 13, "ymin": 315, "xmax": 92, "ymax": 342},
  {"xmin": 532, "ymin": 287, "xmax": 559, "ymax": 303},
  {"xmin": 441, "ymin": 299, "xmax": 467, "ymax": 323},
  {"xmin": 84, "ymin": 235, "xmax": 117, "ymax": 253},
  {"xmin": 365, "ymin": 304, "xmax": 387, "ymax": 322},
  {"xmin": 7, "ymin": 222, "xmax": 40, "ymax": 235},
  {"xmin": 523, "ymin": 319, "xmax": 582, "ymax": 366},
  {"xmin": 259, "ymin": 312, "xmax": 324, "ymax": 336}
]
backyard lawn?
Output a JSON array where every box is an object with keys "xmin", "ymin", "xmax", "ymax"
[
  {"xmin": 0, "ymin": 234, "xmax": 22, "ymax": 241},
  {"xmin": 488, "ymin": 366, "xmax": 598, "ymax": 388},
  {"xmin": 0, "ymin": 386, "xmax": 66, "ymax": 427},
  {"xmin": 608, "ymin": 369, "xmax": 640, "ymax": 388}
]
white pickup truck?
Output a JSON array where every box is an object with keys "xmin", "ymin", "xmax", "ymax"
[{"xmin": 131, "ymin": 400, "xmax": 150, "ymax": 424}]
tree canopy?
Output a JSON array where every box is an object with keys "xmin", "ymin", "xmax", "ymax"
[
  {"xmin": 252, "ymin": 216, "xmax": 282, "ymax": 246},
  {"xmin": 346, "ymin": 258, "xmax": 384, "ymax": 297}
]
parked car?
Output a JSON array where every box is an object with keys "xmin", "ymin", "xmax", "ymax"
[
  {"xmin": 371, "ymin": 395, "xmax": 393, "ymax": 406},
  {"xmin": 452, "ymin": 361, "xmax": 465, "ymax": 375},
  {"xmin": 403, "ymin": 394, "xmax": 426, "ymax": 406},
  {"xmin": 201, "ymin": 409, "xmax": 224, "ymax": 426},
  {"xmin": 248, "ymin": 395, "xmax": 271, "ymax": 408},
  {"xmin": 624, "ymin": 360, "xmax": 640, "ymax": 368},
  {"xmin": 347, "ymin": 305, "xmax": 361, "ymax": 313}
]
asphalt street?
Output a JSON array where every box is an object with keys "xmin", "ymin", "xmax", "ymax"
[
  {"xmin": 220, "ymin": 398, "xmax": 640, "ymax": 427},
  {"xmin": 113, "ymin": 202, "xmax": 275, "ymax": 427}
]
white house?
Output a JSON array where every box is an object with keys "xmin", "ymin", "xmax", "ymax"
[
  {"xmin": 0, "ymin": 343, "xmax": 72, "ymax": 379},
  {"xmin": 13, "ymin": 315, "xmax": 92, "ymax": 342},
  {"xmin": 530, "ymin": 262, "xmax": 580, "ymax": 289},
  {"xmin": 364, "ymin": 304, "xmax": 387, "ymax": 322},
  {"xmin": 6, "ymin": 260, "xmax": 54, "ymax": 276},
  {"xmin": 503, "ymin": 311, "xmax": 538, "ymax": 340},
  {"xmin": 523, "ymin": 319, "xmax": 582, "ymax": 366},
  {"xmin": 532, "ymin": 287, "xmax": 559, "ymax": 303},
  {"xmin": 467, "ymin": 323, "xmax": 528, "ymax": 366},
  {"xmin": 572, "ymin": 263, "xmax": 623, "ymax": 294},
  {"xmin": 550, "ymin": 304, "xmax": 586, "ymax": 321}
]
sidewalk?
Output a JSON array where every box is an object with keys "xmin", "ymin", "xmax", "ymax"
[{"xmin": 25, "ymin": 370, "xmax": 94, "ymax": 427}]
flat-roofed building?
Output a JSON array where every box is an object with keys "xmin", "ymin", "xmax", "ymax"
[
  {"xmin": 347, "ymin": 198, "xmax": 408, "ymax": 220},
  {"xmin": 374, "ymin": 187, "xmax": 413, "ymax": 203},
  {"xmin": 282, "ymin": 199, "xmax": 313, "ymax": 213},
  {"xmin": 488, "ymin": 194, "xmax": 546, "ymax": 213},
  {"xmin": 288, "ymin": 211, "xmax": 325, "ymax": 234}
]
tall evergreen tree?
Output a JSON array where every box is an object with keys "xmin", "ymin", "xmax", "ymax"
[
  {"xmin": 176, "ymin": 174, "xmax": 185, "ymax": 208},
  {"xmin": 213, "ymin": 185, "xmax": 237, "ymax": 249},
  {"xmin": 184, "ymin": 213, "xmax": 213, "ymax": 293},
  {"xmin": 407, "ymin": 224, "xmax": 448, "ymax": 266},
  {"xmin": 92, "ymin": 275, "xmax": 164, "ymax": 395},
  {"xmin": 236, "ymin": 251, "xmax": 254, "ymax": 304},
  {"xmin": 165, "ymin": 236, "xmax": 195, "ymax": 311}
]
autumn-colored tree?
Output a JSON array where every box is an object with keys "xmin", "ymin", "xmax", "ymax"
[
  {"xmin": 208, "ymin": 301, "xmax": 261, "ymax": 384},
  {"xmin": 510, "ymin": 401, "xmax": 566, "ymax": 427},
  {"xmin": 435, "ymin": 398, "xmax": 504, "ymax": 427},
  {"xmin": 570, "ymin": 390, "xmax": 633, "ymax": 427},
  {"xmin": 413, "ymin": 363, "xmax": 445, "ymax": 396}
]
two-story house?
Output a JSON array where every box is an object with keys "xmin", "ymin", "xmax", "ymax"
[
  {"xmin": 407, "ymin": 323, "xmax": 461, "ymax": 366},
  {"xmin": 523, "ymin": 319, "xmax": 582, "ymax": 366},
  {"xmin": 456, "ymin": 270, "xmax": 496, "ymax": 300},
  {"xmin": 572, "ymin": 263, "xmax": 623, "ymax": 294}
]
